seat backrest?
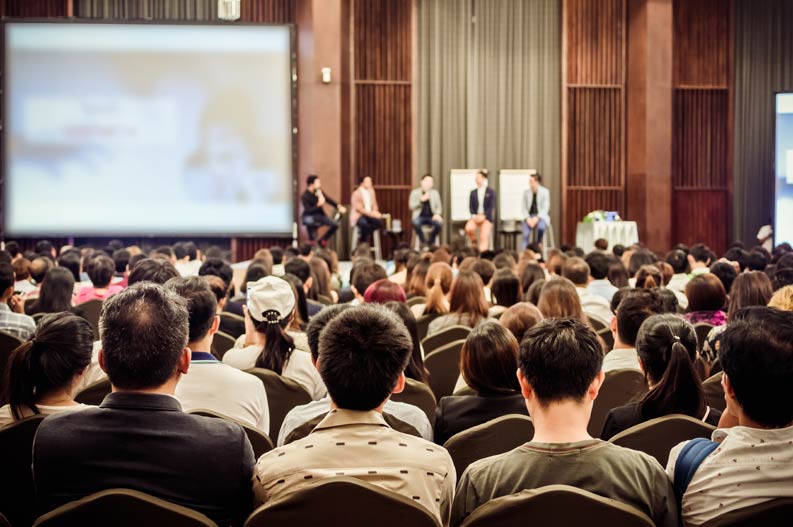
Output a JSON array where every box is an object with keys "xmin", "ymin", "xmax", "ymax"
[
  {"xmin": 444, "ymin": 414, "xmax": 534, "ymax": 476},
  {"xmin": 245, "ymin": 368, "xmax": 312, "ymax": 438},
  {"xmin": 415, "ymin": 313, "xmax": 441, "ymax": 342},
  {"xmin": 32, "ymin": 312, "xmax": 47, "ymax": 324},
  {"xmin": 211, "ymin": 331, "xmax": 236, "ymax": 361},
  {"xmin": 700, "ymin": 498, "xmax": 793, "ymax": 527},
  {"xmin": 587, "ymin": 313, "xmax": 610, "ymax": 333},
  {"xmin": 609, "ymin": 414, "xmax": 716, "ymax": 466},
  {"xmin": 459, "ymin": 484, "xmax": 654, "ymax": 527},
  {"xmin": 390, "ymin": 378, "xmax": 437, "ymax": 424},
  {"xmin": 0, "ymin": 331, "xmax": 24, "ymax": 405},
  {"xmin": 703, "ymin": 371, "xmax": 726, "ymax": 412},
  {"xmin": 74, "ymin": 378, "xmax": 112, "ymax": 406},
  {"xmin": 33, "ymin": 488, "xmax": 218, "ymax": 527},
  {"xmin": 424, "ymin": 340, "xmax": 466, "ymax": 400},
  {"xmin": 0, "ymin": 414, "xmax": 47, "ymax": 527},
  {"xmin": 421, "ymin": 325, "xmax": 471, "ymax": 357},
  {"xmin": 79, "ymin": 299, "xmax": 104, "ymax": 340},
  {"xmin": 187, "ymin": 409, "xmax": 273, "ymax": 458},
  {"xmin": 406, "ymin": 296, "xmax": 426, "ymax": 308},
  {"xmin": 597, "ymin": 327, "xmax": 615, "ymax": 351},
  {"xmin": 316, "ymin": 294, "xmax": 334, "ymax": 306},
  {"xmin": 588, "ymin": 368, "xmax": 646, "ymax": 437},
  {"xmin": 694, "ymin": 323, "xmax": 715, "ymax": 352},
  {"xmin": 244, "ymin": 477, "xmax": 440, "ymax": 527}
]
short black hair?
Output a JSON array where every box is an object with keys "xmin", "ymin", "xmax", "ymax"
[
  {"xmin": 358, "ymin": 175, "xmax": 372, "ymax": 185},
  {"xmin": 284, "ymin": 258, "xmax": 311, "ymax": 283},
  {"xmin": 112, "ymin": 249, "xmax": 131, "ymax": 273},
  {"xmin": 165, "ymin": 276, "xmax": 217, "ymax": 344},
  {"xmin": 585, "ymin": 252, "xmax": 611, "ymax": 280},
  {"xmin": 616, "ymin": 289, "xmax": 664, "ymax": 346},
  {"xmin": 5, "ymin": 241, "xmax": 20, "ymax": 258},
  {"xmin": 318, "ymin": 305, "xmax": 412, "ymax": 411},
  {"xmin": 745, "ymin": 250, "xmax": 769, "ymax": 272},
  {"xmin": 421, "ymin": 173, "xmax": 433, "ymax": 180},
  {"xmin": 57, "ymin": 251, "xmax": 81, "ymax": 282},
  {"xmin": 612, "ymin": 244, "xmax": 626, "ymax": 258},
  {"xmin": 665, "ymin": 250, "xmax": 689, "ymax": 274},
  {"xmin": 689, "ymin": 243, "xmax": 712, "ymax": 264},
  {"xmin": 351, "ymin": 262, "xmax": 388, "ymax": 296},
  {"xmin": 723, "ymin": 247, "xmax": 749, "ymax": 272},
  {"xmin": 720, "ymin": 307, "xmax": 793, "ymax": 428},
  {"xmin": 87, "ymin": 255, "xmax": 115, "ymax": 288},
  {"xmin": 198, "ymin": 258, "xmax": 234, "ymax": 291},
  {"xmin": 0, "ymin": 262, "xmax": 14, "ymax": 292},
  {"xmin": 35, "ymin": 240, "xmax": 54, "ymax": 256},
  {"xmin": 270, "ymin": 247, "xmax": 284, "ymax": 265},
  {"xmin": 305, "ymin": 304, "xmax": 353, "ymax": 360},
  {"xmin": 306, "ymin": 174, "xmax": 319, "ymax": 186},
  {"xmin": 470, "ymin": 258, "xmax": 496, "ymax": 286},
  {"xmin": 128, "ymin": 258, "xmax": 180, "ymax": 286},
  {"xmin": 709, "ymin": 262, "xmax": 737, "ymax": 298},
  {"xmin": 100, "ymin": 282, "xmax": 189, "ymax": 390},
  {"xmin": 153, "ymin": 245, "xmax": 175, "ymax": 260},
  {"xmin": 519, "ymin": 318, "xmax": 603, "ymax": 404}
]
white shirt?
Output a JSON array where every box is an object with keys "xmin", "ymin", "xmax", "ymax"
[
  {"xmin": 667, "ymin": 273, "xmax": 690, "ymax": 293},
  {"xmin": 602, "ymin": 347, "xmax": 641, "ymax": 372},
  {"xmin": 476, "ymin": 183, "xmax": 487, "ymax": 215},
  {"xmin": 222, "ymin": 345, "xmax": 327, "ymax": 400},
  {"xmin": 576, "ymin": 287, "xmax": 615, "ymax": 325},
  {"xmin": 175, "ymin": 259, "xmax": 203, "ymax": 277},
  {"xmin": 587, "ymin": 279, "xmax": 618, "ymax": 303},
  {"xmin": 0, "ymin": 403, "xmax": 89, "ymax": 429},
  {"xmin": 667, "ymin": 425, "xmax": 793, "ymax": 526},
  {"xmin": 361, "ymin": 188, "xmax": 373, "ymax": 212},
  {"xmin": 14, "ymin": 280, "xmax": 37, "ymax": 294},
  {"xmin": 175, "ymin": 352, "xmax": 269, "ymax": 434}
]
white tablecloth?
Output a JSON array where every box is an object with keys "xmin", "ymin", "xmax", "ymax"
[{"xmin": 576, "ymin": 221, "xmax": 639, "ymax": 251}]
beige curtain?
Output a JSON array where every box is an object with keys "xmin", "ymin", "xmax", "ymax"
[
  {"xmin": 75, "ymin": 0, "xmax": 216, "ymax": 19},
  {"xmin": 418, "ymin": 0, "xmax": 561, "ymax": 243},
  {"xmin": 734, "ymin": 0, "xmax": 793, "ymax": 245}
]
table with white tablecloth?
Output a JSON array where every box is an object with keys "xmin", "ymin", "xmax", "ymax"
[{"xmin": 575, "ymin": 221, "xmax": 639, "ymax": 251}]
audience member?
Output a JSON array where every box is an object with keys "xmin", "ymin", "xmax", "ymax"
[
  {"xmin": 406, "ymin": 257, "xmax": 431, "ymax": 298},
  {"xmin": 174, "ymin": 241, "xmax": 202, "ymax": 277},
  {"xmin": 601, "ymin": 314, "xmax": 721, "ymax": 439},
  {"xmin": 25, "ymin": 268, "xmax": 82, "ymax": 317},
  {"xmin": 199, "ymin": 257, "xmax": 240, "ymax": 314},
  {"xmin": 498, "ymin": 302, "xmax": 544, "ymax": 342},
  {"xmin": 585, "ymin": 251, "xmax": 618, "ymax": 302},
  {"xmin": 524, "ymin": 278, "xmax": 546, "ymax": 305},
  {"xmin": 488, "ymin": 268, "xmax": 521, "ymax": 318},
  {"xmin": 562, "ymin": 257, "xmax": 613, "ymax": 323},
  {"xmin": 57, "ymin": 250, "xmax": 82, "ymax": 284},
  {"xmin": 608, "ymin": 258, "xmax": 630, "ymax": 288},
  {"xmin": 687, "ymin": 243, "xmax": 713, "ymax": 275},
  {"xmin": 382, "ymin": 301, "xmax": 431, "ymax": 384},
  {"xmin": 24, "ymin": 257, "xmax": 55, "ymax": 300},
  {"xmin": 603, "ymin": 289, "xmax": 664, "ymax": 372},
  {"xmin": 350, "ymin": 261, "xmax": 388, "ymax": 305},
  {"xmin": 684, "ymin": 273, "xmax": 727, "ymax": 326},
  {"xmin": 205, "ymin": 275, "xmax": 244, "ymax": 338},
  {"xmin": 628, "ymin": 249, "xmax": 656, "ymax": 279},
  {"xmin": 74, "ymin": 255, "xmax": 123, "ymax": 304},
  {"xmin": 33, "ymin": 283, "xmax": 255, "ymax": 527},
  {"xmin": 0, "ymin": 262, "xmax": 36, "ymax": 340},
  {"xmin": 388, "ymin": 249, "xmax": 412, "ymax": 287},
  {"xmin": 536, "ymin": 277, "xmax": 587, "ymax": 324},
  {"xmin": 12, "ymin": 258, "xmax": 35, "ymax": 294},
  {"xmin": 255, "ymin": 306, "xmax": 455, "ymax": 524},
  {"xmin": 412, "ymin": 262, "xmax": 453, "ymax": 317},
  {"xmin": 769, "ymin": 285, "xmax": 793, "ymax": 311},
  {"xmin": 709, "ymin": 260, "xmax": 738, "ymax": 297},
  {"xmin": 309, "ymin": 256, "xmax": 338, "ymax": 303},
  {"xmin": 655, "ymin": 287, "xmax": 680, "ymax": 314},
  {"xmin": 427, "ymin": 270, "xmax": 489, "ymax": 336},
  {"xmin": 470, "ymin": 259, "xmax": 496, "ymax": 302},
  {"xmin": 128, "ymin": 257, "xmax": 180, "ymax": 286},
  {"xmin": 665, "ymin": 249, "xmax": 690, "ymax": 293},
  {"xmin": 434, "ymin": 322, "xmax": 528, "ymax": 445},
  {"xmin": 635, "ymin": 264, "xmax": 662, "ymax": 289},
  {"xmin": 518, "ymin": 262, "xmax": 545, "ymax": 295},
  {"xmin": 363, "ymin": 278, "xmax": 406, "ymax": 304},
  {"xmin": 745, "ymin": 249, "xmax": 769, "ymax": 272},
  {"xmin": 450, "ymin": 318, "xmax": 677, "ymax": 527}
]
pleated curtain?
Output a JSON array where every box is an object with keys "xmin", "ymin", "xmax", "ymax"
[{"xmin": 75, "ymin": 0, "xmax": 217, "ymax": 19}]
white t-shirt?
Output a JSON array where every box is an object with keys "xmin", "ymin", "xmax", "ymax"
[
  {"xmin": 0, "ymin": 403, "xmax": 89, "ymax": 429},
  {"xmin": 361, "ymin": 188, "xmax": 373, "ymax": 212}
]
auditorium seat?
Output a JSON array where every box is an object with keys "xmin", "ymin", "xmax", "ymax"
[
  {"xmin": 700, "ymin": 498, "xmax": 793, "ymax": 527},
  {"xmin": 588, "ymin": 369, "xmax": 646, "ymax": 437},
  {"xmin": 32, "ymin": 489, "xmax": 217, "ymax": 527},
  {"xmin": 406, "ymin": 296, "xmax": 426, "ymax": 308},
  {"xmin": 390, "ymin": 378, "xmax": 437, "ymax": 425},
  {"xmin": 245, "ymin": 368, "xmax": 312, "ymax": 439},
  {"xmin": 443, "ymin": 414, "xmax": 534, "ymax": 476},
  {"xmin": 244, "ymin": 476, "xmax": 440, "ymax": 527},
  {"xmin": 75, "ymin": 378, "xmax": 112, "ymax": 406},
  {"xmin": 79, "ymin": 299, "xmax": 104, "ymax": 340},
  {"xmin": 0, "ymin": 330, "xmax": 23, "ymax": 404},
  {"xmin": 420, "ymin": 325, "xmax": 471, "ymax": 357},
  {"xmin": 458, "ymin": 484, "xmax": 653, "ymax": 527},
  {"xmin": 694, "ymin": 323, "xmax": 715, "ymax": 353},
  {"xmin": 608, "ymin": 414, "xmax": 716, "ymax": 466},
  {"xmin": 187, "ymin": 409, "xmax": 273, "ymax": 458},
  {"xmin": 0, "ymin": 414, "xmax": 47, "ymax": 527},
  {"xmin": 351, "ymin": 227, "xmax": 382, "ymax": 262},
  {"xmin": 211, "ymin": 331, "xmax": 236, "ymax": 361},
  {"xmin": 218, "ymin": 312, "xmax": 245, "ymax": 339},
  {"xmin": 703, "ymin": 371, "xmax": 726, "ymax": 412},
  {"xmin": 416, "ymin": 313, "xmax": 441, "ymax": 341},
  {"xmin": 424, "ymin": 340, "xmax": 466, "ymax": 400}
]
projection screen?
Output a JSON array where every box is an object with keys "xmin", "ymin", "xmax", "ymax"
[{"xmin": 3, "ymin": 22, "xmax": 295, "ymax": 236}]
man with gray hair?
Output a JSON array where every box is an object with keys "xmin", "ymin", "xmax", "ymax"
[{"xmin": 33, "ymin": 282, "xmax": 255, "ymax": 527}]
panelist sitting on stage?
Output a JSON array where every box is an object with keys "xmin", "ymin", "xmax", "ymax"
[
  {"xmin": 350, "ymin": 176, "xmax": 383, "ymax": 244},
  {"xmin": 465, "ymin": 170, "xmax": 496, "ymax": 253},
  {"xmin": 409, "ymin": 174, "xmax": 443, "ymax": 248},
  {"xmin": 521, "ymin": 172, "xmax": 550, "ymax": 249},
  {"xmin": 301, "ymin": 175, "xmax": 346, "ymax": 247}
]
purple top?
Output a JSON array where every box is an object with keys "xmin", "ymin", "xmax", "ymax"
[{"xmin": 684, "ymin": 310, "xmax": 727, "ymax": 326}]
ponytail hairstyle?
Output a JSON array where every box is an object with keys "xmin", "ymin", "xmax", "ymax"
[
  {"xmin": 635, "ymin": 264, "xmax": 662, "ymax": 289},
  {"xmin": 3, "ymin": 312, "xmax": 93, "ymax": 420},
  {"xmin": 636, "ymin": 314, "xmax": 705, "ymax": 421},
  {"xmin": 252, "ymin": 309, "xmax": 296, "ymax": 375},
  {"xmin": 423, "ymin": 262, "xmax": 453, "ymax": 315}
]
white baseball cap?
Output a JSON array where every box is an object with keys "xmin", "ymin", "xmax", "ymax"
[{"xmin": 247, "ymin": 276, "xmax": 296, "ymax": 323}]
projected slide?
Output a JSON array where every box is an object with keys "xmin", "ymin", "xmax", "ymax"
[
  {"xmin": 777, "ymin": 93, "xmax": 793, "ymax": 245},
  {"xmin": 4, "ymin": 23, "xmax": 294, "ymax": 236}
]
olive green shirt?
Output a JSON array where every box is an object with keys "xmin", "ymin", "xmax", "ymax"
[{"xmin": 451, "ymin": 439, "xmax": 678, "ymax": 527}]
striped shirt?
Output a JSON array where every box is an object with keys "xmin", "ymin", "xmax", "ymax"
[{"xmin": 0, "ymin": 303, "xmax": 36, "ymax": 340}]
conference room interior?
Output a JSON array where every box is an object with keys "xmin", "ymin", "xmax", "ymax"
[{"xmin": 2, "ymin": 0, "xmax": 793, "ymax": 526}]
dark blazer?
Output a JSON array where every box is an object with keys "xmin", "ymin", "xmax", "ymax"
[
  {"xmin": 434, "ymin": 393, "xmax": 528, "ymax": 445},
  {"xmin": 600, "ymin": 401, "xmax": 722, "ymax": 440},
  {"xmin": 469, "ymin": 187, "xmax": 496, "ymax": 223},
  {"xmin": 301, "ymin": 189, "xmax": 338, "ymax": 217},
  {"xmin": 33, "ymin": 392, "xmax": 255, "ymax": 527}
]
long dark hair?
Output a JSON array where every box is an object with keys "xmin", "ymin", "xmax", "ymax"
[
  {"xmin": 3, "ymin": 313, "xmax": 94, "ymax": 420},
  {"xmin": 383, "ymin": 301, "xmax": 430, "ymax": 384},
  {"xmin": 37, "ymin": 267, "xmax": 75, "ymax": 313},
  {"xmin": 637, "ymin": 314, "xmax": 705, "ymax": 420},
  {"xmin": 282, "ymin": 274, "xmax": 309, "ymax": 330},
  {"xmin": 253, "ymin": 311, "xmax": 296, "ymax": 375}
]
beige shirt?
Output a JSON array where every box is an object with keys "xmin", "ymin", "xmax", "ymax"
[
  {"xmin": 601, "ymin": 347, "xmax": 641, "ymax": 373},
  {"xmin": 667, "ymin": 425, "xmax": 793, "ymax": 526},
  {"xmin": 0, "ymin": 403, "xmax": 89, "ymax": 429},
  {"xmin": 253, "ymin": 408, "xmax": 456, "ymax": 524}
]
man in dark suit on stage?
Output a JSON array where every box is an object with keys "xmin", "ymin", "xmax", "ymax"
[
  {"xmin": 301, "ymin": 174, "xmax": 346, "ymax": 247},
  {"xmin": 465, "ymin": 170, "xmax": 496, "ymax": 252}
]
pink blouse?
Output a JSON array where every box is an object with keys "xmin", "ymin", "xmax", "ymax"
[{"xmin": 74, "ymin": 284, "xmax": 124, "ymax": 305}]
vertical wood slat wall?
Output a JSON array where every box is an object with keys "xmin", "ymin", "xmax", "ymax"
[
  {"xmin": 351, "ymin": 0, "xmax": 413, "ymax": 257},
  {"xmin": 672, "ymin": 0, "xmax": 732, "ymax": 255},
  {"xmin": 562, "ymin": 0, "xmax": 627, "ymax": 246}
]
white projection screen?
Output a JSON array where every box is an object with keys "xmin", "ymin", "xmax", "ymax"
[{"xmin": 3, "ymin": 22, "xmax": 296, "ymax": 236}]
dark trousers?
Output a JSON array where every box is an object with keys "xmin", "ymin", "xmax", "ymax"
[
  {"xmin": 413, "ymin": 216, "xmax": 442, "ymax": 245},
  {"xmin": 356, "ymin": 216, "xmax": 383, "ymax": 244},
  {"xmin": 303, "ymin": 214, "xmax": 338, "ymax": 242}
]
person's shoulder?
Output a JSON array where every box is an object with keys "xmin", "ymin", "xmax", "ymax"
[
  {"xmin": 599, "ymin": 441, "xmax": 667, "ymax": 474},
  {"xmin": 464, "ymin": 446, "xmax": 524, "ymax": 480},
  {"xmin": 183, "ymin": 412, "xmax": 247, "ymax": 443}
]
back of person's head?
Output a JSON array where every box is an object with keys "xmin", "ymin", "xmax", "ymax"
[
  {"xmin": 635, "ymin": 264, "xmax": 662, "ymax": 289},
  {"xmin": 546, "ymin": 251, "xmax": 568, "ymax": 276},
  {"xmin": 57, "ymin": 251, "xmax": 82, "ymax": 282},
  {"xmin": 392, "ymin": 248, "xmax": 411, "ymax": 271},
  {"xmin": 153, "ymin": 245, "xmax": 175, "ymax": 262},
  {"xmin": 720, "ymin": 307, "xmax": 793, "ymax": 428},
  {"xmin": 610, "ymin": 286, "xmax": 632, "ymax": 314},
  {"xmin": 423, "ymin": 262, "xmax": 453, "ymax": 314},
  {"xmin": 523, "ymin": 278, "xmax": 545, "ymax": 306},
  {"xmin": 248, "ymin": 276, "xmax": 297, "ymax": 374},
  {"xmin": 242, "ymin": 262, "xmax": 270, "ymax": 295},
  {"xmin": 100, "ymin": 282, "xmax": 189, "ymax": 390},
  {"xmin": 727, "ymin": 271, "xmax": 773, "ymax": 321},
  {"xmin": 594, "ymin": 238, "xmax": 608, "ymax": 251},
  {"xmin": 284, "ymin": 258, "xmax": 311, "ymax": 284},
  {"xmin": 537, "ymin": 277, "xmax": 586, "ymax": 322},
  {"xmin": 499, "ymin": 302, "xmax": 544, "ymax": 343},
  {"xmin": 30, "ymin": 257, "xmax": 54, "ymax": 284},
  {"xmin": 492, "ymin": 252, "xmax": 517, "ymax": 271},
  {"xmin": 470, "ymin": 258, "xmax": 496, "ymax": 286},
  {"xmin": 628, "ymin": 249, "xmax": 656, "ymax": 277},
  {"xmin": 112, "ymin": 249, "xmax": 131, "ymax": 274},
  {"xmin": 5, "ymin": 241, "xmax": 20, "ymax": 258},
  {"xmin": 308, "ymin": 257, "xmax": 332, "ymax": 297},
  {"xmin": 608, "ymin": 259, "xmax": 630, "ymax": 288},
  {"xmin": 363, "ymin": 279, "xmax": 406, "ymax": 304},
  {"xmin": 655, "ymin": 287, "xmax": 680, "ymax": 314},
  {"xmin": 352, "ymin": 243, "xmax": 372, "ymax": 260},
  {"xmin": 0, "ymin": 262, "xmax": 15, "ymax": 294},
  {"xmin": 38, "ymin": 268, "xmax": 76, "ymax": 313},
  {"xmin": 165, "ymin": 276, "xmax": 217, "ymax": 344},
  {"xmin": 128, "ymin": 257, "xmax": 180, "ymax": 286},
  {"xmin": 198, "ymin": 257, "xmax": 233, "ymax": 292},
  {"xmin": 636, "ymin": 314, "xmax": 703, "ymax": 420},
  {"xmin": 204, "ymin": 275, "xmax": 228, "ymax": 305},
  {"xmin": 491, "ymin": 268, "xmax": 521, "ymax": 308},
  {"xmin": 449, "ymin": 270, "xmax": 489, "ymax": 322},
  {"xmin": 745, "ymin": 250, "xmax": 769, "ymax": 272},
  {"xmin": 723, "ymin": 247, "xmax": 749, "ymax": 272},
  {"xmin": 561, "ymin": 257, "xmax": 590, "ymax": 286},
  {"xmin": 306, "ymin": 304, "xmax": 354, "ymax": 360},
  {"xmin": 585, "ymin": 251, "xmax": 611, "ymax": 280},
  {"xmin": 282, "ymin": 274, "xmax": 309, "ymax": 327},
  {"xmin": 12, "ymin": 258, "xmax": 31, "ymax": 281},
  {"xmin": 461, "ymin": 321, "xmax": 520, "ymax": 395},
  {"xmin": 519, "ymin": 318, "xmax": 602, "ymax": 405},
  {"xmin": 709, "ymin": 261, "xmax": 738, "ymax": 294},
  {"xmin": 769, "ymin": 285, "xmax": 793, "ymax": 311},
  {"xmin": 383, "ymin": 301, "xmax": 429, "ymax": 384},
  {"xmin": 612, "ymin": 244, "xmax": 626, "ymax": 258},
  {"xmin": 3, "ymin": 313, "xmax": 94, "ymax": 420},
  {"xmin": 270, "ymin": 246, "xmax": 284, "ymax": 265},
  {"xmin": 35, "ymin": 240, "xmax": 55, "ymax": 257},
  {"xmin": 656, "ymin": 261, "xmax": 674, "ymax": 286},
  {"xmin": 253, "ymin": 249, "xmax": 274, "ymax": 275},
  {"xmin": 351, "ymin": 262, "xmax": 388, "ymax": 297},
  {"xmin": 686, "ymin": 273, "xmax": 727, "ymax": 312},
  {"xmin": 172, "ymin": 242, "xmax": 187, "ymax": 261},
  {"xmin": 128, "ymin": 252, "xmax": 148, "ymax": 271},
  {"xmin": 689, "ymin": 243, "xmax": 713, "ymax": 265},
  {"xmin": 319, "ymin": 305, "xmax": 412, "ymax": 410},
  {"xmin": 87, "ymin": 254, "xmax": 115, "ymax": 288},
  {"xmin": 406, "ymin": 256, "xmax": 430, "ymax": 297},
  {"xmin": 615, "ymin": 289, "xmax": 664, "ymax": 347},
  {"xmin": 431, "ymin": 247, "xmax": 452, "ymax": 265},
  {"xmin": 665, "ymin": 249, "xmax": 689, "ymax": 274},
  {"xmin": 773, "ymin": 268, "xmax": 793, "ymax": 291},
  {"xmin": 519, "ymin": 263, "xmax": 545, "ymax": 293}
]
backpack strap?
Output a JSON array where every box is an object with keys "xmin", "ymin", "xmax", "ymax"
[{"xmin": 673, "ymin": 437, "xmax": 719, "ymax": 505}]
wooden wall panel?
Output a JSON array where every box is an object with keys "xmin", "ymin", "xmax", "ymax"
[
  {"xmin": 673, "ymin": 0, "xmax": 729, "ymax": 87},
  {"xmin": 355, "ymin": 85, "xmax": 412, "ymax": 186},
  {"xmin": 565, "ymin": 0, "xmax": 625, "ymax": 86},
  {"xmin": 1, "ymin": 0, "xmax": 67, "ymax": 17},
  {"xmin": 672, "ymin": 190, "xmax": 728, "ymax": 249},
  {"xmin": 567, "ymin": 88, "xmax": 623, "ymax": 187},
  {"xmin": 240, "ymin": 0, "xmax": 293, "ymax": 23},
  {"xmin": 673, "ymin": 89, "xmax": 729, "ymax": 189},
  {"xmin": 354, "ymin": 0, "xmax": 411, "ymax": 82}
]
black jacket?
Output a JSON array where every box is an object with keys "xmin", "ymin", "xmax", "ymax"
[
  {"xmin": 468, "ymin": 187, "xmax": 496, "ymax": 223},
  {"xmin": 301, "ymin": 189, "xmax": 338, "ymax": 217},
  {"xmin": 434, "ymin": 393, "xmax": 528, "ymax": 445},
  {"xmin": 600, "ymin": 401, "xmax": 722, "ymax": 440}
]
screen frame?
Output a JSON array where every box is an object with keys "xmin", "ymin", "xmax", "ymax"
[
  {"xmin": 774, "ymin": 90, "xmax": 793, "ymax": 247},
  {"xmin": 0, "ymin": 18, "xmax": 299, "ymax": 239}
]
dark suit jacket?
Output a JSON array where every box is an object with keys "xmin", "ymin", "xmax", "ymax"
[
  {"xmin": 33, "ymin": 393, "xmax": 255, "ymax": 527},
  {"xmin": 469, "ymin": 187, "xmax": 496, "ymax": 223},
  {"xmin": 600, "ymin": 401, "xmax": 722, "ymax": 440},
  {"xmin": 434, "ymin": 393, "xmax": 528, "ymax": 445}
]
